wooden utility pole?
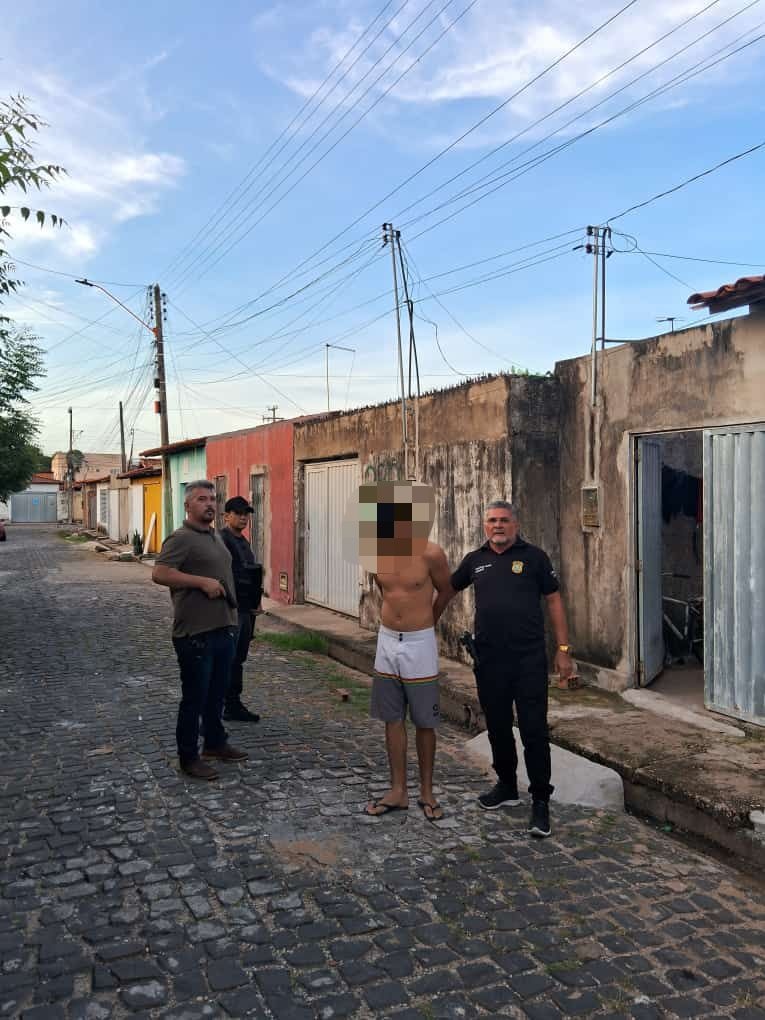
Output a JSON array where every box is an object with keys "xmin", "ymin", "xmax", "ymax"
[
  {"xmin": 119, "ymin": 400, "xmax": 127, "ymax": 473},
  {"xmin": 152, "ymin": 284, "xmax": 173, "ymax": 538}
]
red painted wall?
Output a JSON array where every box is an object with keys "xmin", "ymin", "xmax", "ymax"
[{"xmin": 205, "ymin": 421, "xmax": 294, "ymax": 604}]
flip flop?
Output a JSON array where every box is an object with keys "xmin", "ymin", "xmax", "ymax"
[
  {"xmin": 365, "ymin": 800, "xmax": 409, "ymax": 817},
  {"xmin": 418, "ymin": 799, "xmax": 444, "ymax": 822}
]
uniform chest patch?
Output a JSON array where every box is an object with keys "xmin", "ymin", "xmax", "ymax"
[{"xmin": 511, "ymin": 560, "xmax": 524, "ymax": 574}]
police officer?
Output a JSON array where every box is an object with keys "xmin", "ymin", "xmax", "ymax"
[
  {"xmin": 448, "ymin": 500, "xmax": 574, "ymax": 838},
  {"xmin": 219, "ymin": 496, "xmax": 264, "ymax": 722}
]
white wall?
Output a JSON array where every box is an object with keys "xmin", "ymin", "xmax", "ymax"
[
  {"xmin": 129, "ymin": 485, "xmax": 143, "ymax": 541},
  {"xmin": 0, "ymin": 499, "xmax": 9, "ymax": 520},
  {"xmin": 108, "ymin": 489, "xmax": 120, "ymax": 541}
]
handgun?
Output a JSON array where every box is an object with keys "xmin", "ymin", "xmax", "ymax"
[{"xmin": 459, "ymin": 631, "xmax": 480, "ymax": 668}]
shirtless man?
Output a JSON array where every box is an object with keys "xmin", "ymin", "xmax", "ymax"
[{"xmin": 360, "ymin": 482, "xmax": 452, "ymax": 821}]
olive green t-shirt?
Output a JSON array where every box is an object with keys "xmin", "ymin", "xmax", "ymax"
[{"xmin": 156, "ymin": 521, "xmax": 238, "ymax": 638}]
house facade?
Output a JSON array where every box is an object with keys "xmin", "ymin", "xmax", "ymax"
[
  {"xmin": 553, "ymin": 300, "xmax": 765, "ymax": 726},
  {"xmin": 292, "ymin": 374, "xmax": 560, "ymax": 659},
  {"xmin": 205, "ymin": 420, "xmax": 298, "ymax": 604},
  {"xmin": 139, "ymin": 437, "xmax": 207, "ymax": 534}
]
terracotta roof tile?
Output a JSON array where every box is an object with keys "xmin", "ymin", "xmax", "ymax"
[{"xmin": 688, "ymin": 274, "xmax": 765, "ymax": 313}]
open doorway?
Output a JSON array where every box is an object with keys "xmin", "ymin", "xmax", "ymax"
[{"xmin": 636, "ymin": 430, "xmax": 704, "ymax": 708}]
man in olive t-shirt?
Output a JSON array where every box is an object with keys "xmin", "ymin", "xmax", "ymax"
[{"xmin": 153, "ymin": 479, "xmax": 249, "ymax": 780}]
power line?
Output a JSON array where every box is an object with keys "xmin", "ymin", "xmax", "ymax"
[
  {"xmin": 171, "ymin": 0, "xmax": 479, "ymax": 293},
  {"xmin": 167, "ymin": 300, "xmax": 308, "ymax": 414},
  {"xmin": 160, "ymin": 0, "xmax": 405, "ymax": 283},
  {"xmin": 608, "ymin": 141, "xmax": 765, "ymax": 222},
  {"xmin": 400, "ymin": 14, "xmax": 765, "ymax": 240},
  {"xmin": 392, "ymin": 0, "xmax": 732, "ymax": 226}
]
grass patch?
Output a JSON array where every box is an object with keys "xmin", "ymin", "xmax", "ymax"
[
  {"xmin": 57, "ymin": 532, "xmax": 91, "ymax": 543},
  {"xmin": 257, "ymin": 630, "xmax": 329, "ymax": 655},
  {"xmin": 544, "ymin": 959, "xmax": 579, "ymax": 975}
]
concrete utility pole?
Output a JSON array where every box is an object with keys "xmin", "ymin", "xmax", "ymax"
[
  {"xmin": 382, "ymin": 222, "xmax": 408, "ymax": 467},
  {"xmin": 119, "ymin": 400, "xmax": 127, "ymax": 473},
  {"xmin": 152, "ymin": 284, "xmax": 173, "ymax": 539},
  {"xmin": 67, "ymin": 406, "xmax": 73, "ymax": 524}
]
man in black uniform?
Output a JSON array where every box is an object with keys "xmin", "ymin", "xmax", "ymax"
[
  {"xmin": 447, "ymin": 500, "xmax": 574, "ymax": 838},
  {"xmin": 220, "ymin": 496, "xmax": 264, "ymax": 722}
]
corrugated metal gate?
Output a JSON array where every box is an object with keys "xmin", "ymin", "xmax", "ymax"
[
  {"xmin": 704, "ymin": 424, "xmax": 765, "ymax": 725},
  {"xmin": 305, "ymin": 459, "xmax": 360, "ymax": 617},
  {"xmin": 10, "ymin": 491, "xmax": 57, "ymax": 523}
]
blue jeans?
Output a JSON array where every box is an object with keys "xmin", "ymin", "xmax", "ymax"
[
  {"xmin": 226, "ymin": 611, "xmax": 255, "ymax": 709},
  {"xmin": 173, "ymin": 626, "xmax": 237, "ymax": 765}
]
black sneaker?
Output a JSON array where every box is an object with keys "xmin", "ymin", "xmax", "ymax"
[
  {"xmin": 223, "ymin": 703, "xmax": 261, "ymax": 722},
  {"xmin": 529, "ymin": 800, "xmax": 551, "ymax": 838},
  {"xmin": 478, "ymin": 781, "xmax": 522, "ymax": 810}
]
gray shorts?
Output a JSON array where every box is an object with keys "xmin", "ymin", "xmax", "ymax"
[{"xmin": 370, "ymin": 625, "xmax": 440, "ymax": 729}]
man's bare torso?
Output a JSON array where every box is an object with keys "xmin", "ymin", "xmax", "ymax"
[{"xmin": 374, "ymin": 541, "xmax": 443, "ymax": 631}]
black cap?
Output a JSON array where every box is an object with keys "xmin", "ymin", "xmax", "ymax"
[{"xmin": 225, "ymin": 496, "xmax": 254, "ymax": 514}]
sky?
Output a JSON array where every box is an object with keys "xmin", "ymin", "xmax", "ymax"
[{"xmin": 2, "ymin": 0, "xmax": 764, "ymax": 456}]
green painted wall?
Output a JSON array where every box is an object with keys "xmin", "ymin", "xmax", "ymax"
[{"xmin": 164, "ymin": 446, "xmax": 207, "ymax": 531}]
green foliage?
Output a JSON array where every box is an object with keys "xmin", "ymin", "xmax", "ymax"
[
  {"xmin": 0, "ymin": 95, "xmax": 65, "ymax": 501},
  {"xmin": 0, "ymin": 95, "xmax": 65, "ymax": 294},
  {"xmin": 0, "ymin": 327, "xmax": 45, "ymax": 500}
]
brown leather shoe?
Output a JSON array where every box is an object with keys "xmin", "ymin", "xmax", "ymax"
[
  {"xmin": 201, "ymin": 743, "xmax": 249, "ymax": 761},
  {"xmin": 180, "ymin": 759, "xmax": 219, "ymax": 781}
]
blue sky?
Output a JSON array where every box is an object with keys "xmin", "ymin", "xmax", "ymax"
[{"xmin": 2, "ymin": 0, "xmax": 764, "ymax": 455}]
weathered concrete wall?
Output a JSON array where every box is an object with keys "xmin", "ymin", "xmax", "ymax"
[
  {"xmin": 167, "ymin": 446, "xmax": 207, "ymax": 531},
  {"xmin": 294, "ymin": 375, "xmax": 561, "ymax": 659},
  {"xmin": 556, "ymin": 309, "xmax": 765, "ymax": 689}
]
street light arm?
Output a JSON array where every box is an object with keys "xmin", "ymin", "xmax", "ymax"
[{"xmin": 75, "ymin": 278, "xmax": 157, "ymax": 335}]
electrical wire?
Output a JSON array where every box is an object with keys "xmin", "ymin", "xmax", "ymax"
[
  {"xmin": 608, "ymin": 141, "xmax": 765, "ymax": 222},
  {"xmin": 159, "ymin": 0, "xmax": 405, "ymax": 283},
  {"xmin": 171, "ymin": 0, "xmax": 479, "ymax": 293},
  {"xmin": 400, "ymin": 17, "xmax": 765, "ymax": 240}
]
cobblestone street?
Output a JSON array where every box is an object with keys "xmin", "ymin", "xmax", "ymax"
[{"xmin": 2, "ymin": 527, "xmax": 765, "ymax": 1020}]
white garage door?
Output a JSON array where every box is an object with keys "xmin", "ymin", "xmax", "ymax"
[{"xmin": 305, "ymin": 460, "xmax": 360, "ymax": 617}]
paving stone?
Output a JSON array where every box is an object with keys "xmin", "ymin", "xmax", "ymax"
[
  {"xmin": 207, "ymin": 957, "xmax": 248, "ymax": 991},
  {"xmin": 339, "ymin": 960, "xmax": 385, "ymax": 986},
  {"xmin": 219, "ymin": 987, "xmax": 269, "ymax": 1017},
  {"xmin": 363, "ymin": 981, "xmax": 409, "ymax": 1010},
  {"xmin": 313, "ymin": 993, "xmax": 360, "ymax": 1019},
  {"xmin": 119, "ymin": 980, "xmax": 168, "ymax": 1009},
  {"xmin": 2, "ymin": 530, "xmax": 765, "ymax": 1020},
  {"xmin": 264, "ymin": 996, "xmax": 315, "ymax": 1020}
]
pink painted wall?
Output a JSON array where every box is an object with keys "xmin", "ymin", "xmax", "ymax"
[{"xmin": 205, "ymin": 421, "xmax": 295, "ymax": 604}]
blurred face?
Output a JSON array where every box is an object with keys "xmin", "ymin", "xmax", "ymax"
[
  {"xmin": 185, "ymin": 486, "xmax": 216, "ymax": 527},
  {"xmin": 224, "ymin": 510, "xmax": 249, "ymax": 534},
  {"xmin": 484, "ymin": 507, "xmax": 519, "ymax": 549}
]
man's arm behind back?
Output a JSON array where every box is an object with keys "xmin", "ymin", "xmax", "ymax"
[{"xmin": 427, "ymin": 543, "xmax": 456, "ymax": 625}]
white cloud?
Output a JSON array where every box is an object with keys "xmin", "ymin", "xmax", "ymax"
[
  {"xmin": 250, "ymin": 0, "xmax": 764, "ymax": 149},
  {"xmin": 0, "ymin": 55, "xmax": 186, "ymax": 264}
]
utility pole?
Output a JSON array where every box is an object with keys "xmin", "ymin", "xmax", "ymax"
[
  {"xmin": 119, "ymin": 400, "xmax": 127, "ymax": 473},
  {"xmin": 325, "ymin": 343, "xmax": 355, "ymax": 411},
  {"xmin": 586, "ymin": 226, "xmax": 601, "ymax": 409},
  {"xmin": 262, "ymin": 405, "xmax": 282, "ymax": 424},
  {"xmin": 67, "ymin": 406, "xmax": 73, "ymax": 524},
  {"xmin": 383, "ymin": 222, "xmax": 408, "ymax": 471},
  {"xmin": 152, "ymin": 284, "xmax": 173, "ymax": 539}
]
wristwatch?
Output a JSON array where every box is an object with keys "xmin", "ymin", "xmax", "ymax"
[{"xmin": 558, "ymin": 644, "xmax": 571, "ymax": 653}]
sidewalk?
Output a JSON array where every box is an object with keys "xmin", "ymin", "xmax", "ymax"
[{"xmin": 262, "ymin": 598, "xmax": 765, "ymax": 868}]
